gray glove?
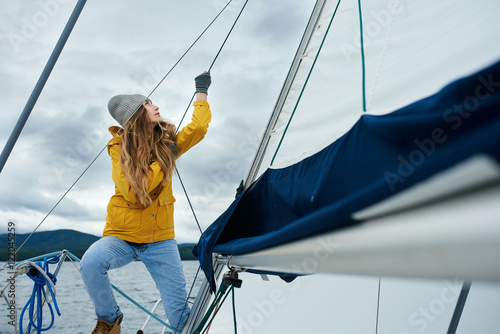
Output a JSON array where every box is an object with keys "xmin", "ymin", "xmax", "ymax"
[{"xmin": 195, "ymin": 72, "xmax": 211, "ymax": 95}]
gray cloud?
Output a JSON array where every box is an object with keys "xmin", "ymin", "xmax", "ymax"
[{"xmin": 0, "ymin": 0, "xmax": 316, "ymax": 242}]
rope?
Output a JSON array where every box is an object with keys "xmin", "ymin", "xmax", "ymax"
[
  {"xmin": 270, "ymin": 0, "xmax": 343, "ymax": 166},
  {"xmin": 1, "ymin": 251, "xmax": 74, "ymax": 334},
  {"xmin": 111, "ymin": 284, "xmax": 178, "ymax": 332},
  {"xmin": 192, "ymin": 281, "xmax": 234, "ymax": 334},
  {"xmin": 173, "ymin": 0, "xmax": 249, "ymax": 235},
  {"xmin": 204, "ymin": 286, "xmax": 234, "ymax": 334},
  {"xmin": 4, "ymin": 250, "xmax": 225, "ymax": 334},
  {"xmin": 5, "ymin": 250, "xmax": 198, "ymax": 333},
  {"xmin": 110, "ymin": 265, "xmax": 206, "ymax": 333},
  {"xmin": 147, "ymin": 0, "xmax": 235, "ymax": 99},
  {"xmin": 191, "ymin": 269, "xmax": 241, "ymax": 334},
  {"xmin": 19, "ymin": 257, "xmax": 61, "ymax": 334},
  {"xmin": 112, "ymin": 266, "xmax": 202, "ymax": 333},
  {"xmin": 175, "ymin": 0, "xmax": 249, "ymax": 133},
  {"xmin": 208, "ymin": 0, "xmax": 249, "ymax": 72},
  {"xmin": 12, "ymin": 252, "xmax": 204, "ymax": 334},
  {"xmin": 8, "ymin": 0, "xmax": 238, "ymax": 260},
  {"xmin": 4, "ymin": 250, "xmax": 193, "ymax": 333},
  {"xmin": 174, "ymin": 0, "xmax": 249, "ymax": 133},
  {"xmin": 5, "ymin": 1, "xmax": 249, "ymax": 332}
]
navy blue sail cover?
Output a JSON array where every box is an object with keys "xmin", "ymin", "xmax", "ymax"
[{"xmin": 194, "ymin": 60, "xmax": 500, "ymax": 292}]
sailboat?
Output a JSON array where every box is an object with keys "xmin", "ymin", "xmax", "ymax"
[
  {"xmin": 2, "ymin": 0, "xmax": 500, "ymax": 333},
  {"xmin": 185, "ymin": 0, "xmax": 500, "ymax": 333}
]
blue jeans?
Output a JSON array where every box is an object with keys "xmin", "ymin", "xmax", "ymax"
[{"xmin": 80, "ymin": 236, "xmax": 189, "ymax": 332}]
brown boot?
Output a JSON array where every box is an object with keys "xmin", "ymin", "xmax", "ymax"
[{"xmin": 91, "ymin": 314, "xmax": 123, "ymax": 334}]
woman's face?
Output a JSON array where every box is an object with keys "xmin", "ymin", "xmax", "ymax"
[{"xmin": 144, "ymin": 100, "xmax": 162, "ymax": 126}]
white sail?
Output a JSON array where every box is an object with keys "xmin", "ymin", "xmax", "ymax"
[
  {"xmin": 247, "ymin": 0, "xmax": 500, "ymax": 180},
  {"xmin": 188, "ymin": 0, "xmax": 500, "ymax": 333}
]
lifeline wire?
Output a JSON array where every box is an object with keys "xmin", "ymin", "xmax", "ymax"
[
  {"xmin": 8, "ymin": 0, "xmax": 236, "ymax": 259},
  {"xmin": 8, "ymin": 3, "xmax": 248, "ymax": 328},
  {"xmin": 10, "ymin": 250, "xmax": 197, "ymax": 333}
]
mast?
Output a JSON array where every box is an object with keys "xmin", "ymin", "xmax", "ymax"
[
  {"xmin": 243, "ymin": 0, "xmax": 327, "ymax": 187},
  {"xmin": 0, "ymin": 0, "xmax": 88, "ymax": 174}
]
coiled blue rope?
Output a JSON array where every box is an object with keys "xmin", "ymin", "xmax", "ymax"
[{"xmin": 19, "ymin": 256, "xmax": 61, "ymax": 333}]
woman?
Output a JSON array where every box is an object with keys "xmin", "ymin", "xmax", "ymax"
[{"xmin": 80, "ymin": 72, "xmax": 212, "ymax": 334}]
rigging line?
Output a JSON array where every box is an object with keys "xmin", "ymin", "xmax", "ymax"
[
  {"xmin": 30, "ymin": 251, "xmax": 201, "ymax": 334},
  {"xmin": 112, "ymin": 283, "xmax": 177, "ymax": 332},
  {"xmin": 147, "ymin": 0, "xmax": 234, "ymax": 99},
  {"xmin": 128, "ymin": 0, "xmax": 237, "ymax": 139},
  {"xmin": 375, "ymin": 277, "xmax": 381, "ymax": 334},
  {"xmin": 175, "ymin": 166, "xmax": 203, "ymax": 234},
  {"xmin": 29, "ymin": 250, "xmax": 197, "ymax": 333},
  {"xmin": 173, "ymin": 0, "xmax": 249, "ymax": 235},
  {"xmin": 357, "ymin": 0, "xmax": 367, "ymax": 112},
  {"xmin": 231, "ymin": 284, "xmax": 238, "ymax": 334},
  {"xmin": 208, "ymin": 0, "xmax": 249, "ymax": 72},
  {"xmin": 12, "ymin": 1, "xmax": 238, "ymax": 256},
  {"xmin": 270, "ymin": 0, "xmax": 343, "ymax": 166},
  {"xmin": 11, "ymin": 144, "xmax": 109, "ymax": 260},
  {"xmin": 175, "ymin": 0, "xmax": 250, "ymax": 135},
  {"xmin": 202, "ymin": 286, "xmax": 235, "ymax": 334},
  {"xmin": 174, "ymin": 93, "xmax": 195, "ymax": 137},
  {"xmin": 176, "ymin": 266, "xmax": 202, "ymax": 333}
]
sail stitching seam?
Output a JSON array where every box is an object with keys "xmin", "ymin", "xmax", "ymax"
[
  {"xmin": 270, "ymin": 0, "xmax": 343, "ymax": 166},
  {"xmin": 367, "ymin": 0, "xmax": 399, "ymax": 110}
]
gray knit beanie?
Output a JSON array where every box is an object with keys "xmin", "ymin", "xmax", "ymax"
[{"xmin": 108, "ymin": 94, "xmax": 148, "ymax": 127}]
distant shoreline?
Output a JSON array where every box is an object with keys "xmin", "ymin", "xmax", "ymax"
[{"xmin": 0, "ymin": 229, "xmax": 198, "ymax": 261}]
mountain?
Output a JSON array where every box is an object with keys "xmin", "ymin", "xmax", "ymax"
[
  {"xmin": 0, "ymin": 229, "xmax": 198, "ymax": 261},
  {"xmin": 177, "ymin": 243, "xmax": 198, "ymax": 261}
]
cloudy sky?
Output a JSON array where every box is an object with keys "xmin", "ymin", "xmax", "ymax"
[
  {"xmin": 2, "ymin": 2, "xmax": 500, "ymax": 333},
  {"xmin": 0, "ymin": 0, "xmax": 315, "ymax": 244}
]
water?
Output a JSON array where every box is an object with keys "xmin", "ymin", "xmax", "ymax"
[
  {"xmin": 4, "ymin": 259, "xmax": 500, "ymax": 334},
  {"xmin": 0, "ymin": 260, "xmax": 203, "ymax": 334}
]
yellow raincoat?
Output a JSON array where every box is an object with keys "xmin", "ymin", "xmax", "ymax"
[{"xmin": 102, "ymin": 100, "xmax": 211, "ymax": 243}]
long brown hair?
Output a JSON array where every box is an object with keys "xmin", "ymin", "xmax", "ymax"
[{"xmin": 119, "ymin": 104, "xmax": 177, "ymax": 206}]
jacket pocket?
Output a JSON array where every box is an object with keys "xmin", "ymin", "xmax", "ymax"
[
  {"xmin": 156, "ymin": 194, "xmax": 175, "ymax": 230},
  {"xmin": 107, "ymin": 198, "xmax": 142, "ymax": 232}
]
